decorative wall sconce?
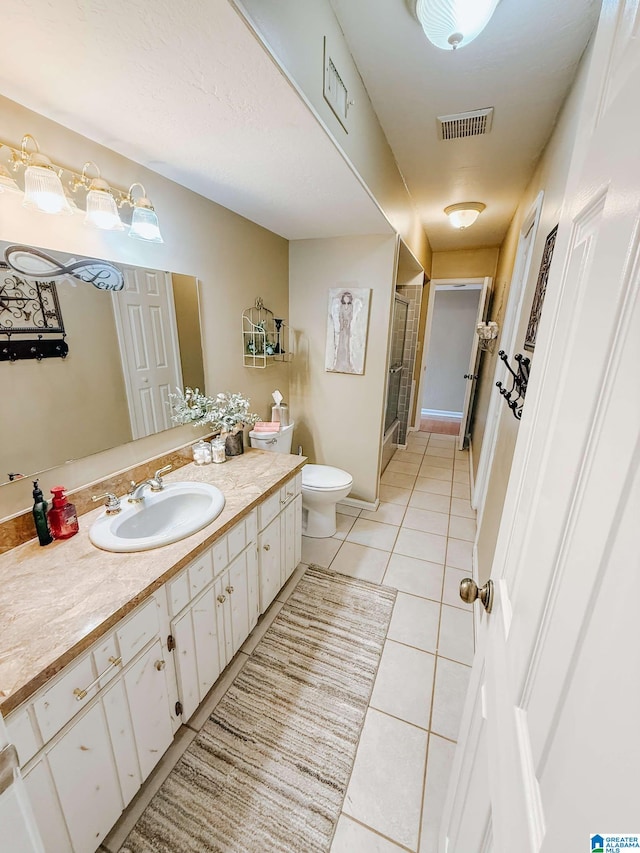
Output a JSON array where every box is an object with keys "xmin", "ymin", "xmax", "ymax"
[
  {"xmin": 444, "ymin": 202, "xmax": 486, "ymax": 230},
  {"xmin": 496, "ymin": 350, "xmax": 530, "ymax": 420},
  {"xmin": 0, "ymin": 135, "xmax": 163, "ymax": 242},
  {"xmin": 476, "ymin": 320, "xmax": 499, "ymax": 352}
]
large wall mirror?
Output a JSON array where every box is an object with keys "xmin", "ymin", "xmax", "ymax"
[{"xmin": 0, "ymin": 240, "xmax": 205, "ymax": 486}]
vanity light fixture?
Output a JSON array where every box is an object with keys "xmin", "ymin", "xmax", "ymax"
[
  {"xmin": 0, "ymin": 163, "xmax": 20, "ymax": 193},
  {"xmin": 126, "ymin": 183, "xmax": 164, "ymax": 243},
  {"xmin": 0, "ymin": 134, "xmax": 163, "ymax": 241},
  {"xmin": 415, "ymin": 0, "xmax": 501, "ymax": 50},
  {"xmin": 74, "ymin": 162, "xmax": 124, "ymax": 231},
  {"xmin": 444, "ymin": 201, "xmax": 486, "ymax": 229},
  {"xmin": 19, "ymin": 135, "xmax": 73, "ymax": 215}
]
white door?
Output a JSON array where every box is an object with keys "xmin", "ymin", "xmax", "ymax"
[
  {"xmin": 458, "ymin": 276, "xmax": 491, "ymax": 450},
  {"xmin": 443, "ymin": 7, "xmax": 640, "ymax": 850},
  {"xmin": 0, "ymin": 716, "xmax": 44, "ymax": 853},
  {"xmin": 112, "ymin": 266, "xmax": 182, "ymax": 439}
]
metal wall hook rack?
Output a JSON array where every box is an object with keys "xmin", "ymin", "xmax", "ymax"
[
  {"xmin": 496, "ymin": 350, "xmax": 530, "ymax": 420},
  {"xmin": 0, "ymin": 333, "xmax": 69, "ymax": 362}
]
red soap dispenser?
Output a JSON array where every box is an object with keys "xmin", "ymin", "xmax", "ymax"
[{"xmin": 48, "ymin": 486, "xmax": 79, "ymax": 540}]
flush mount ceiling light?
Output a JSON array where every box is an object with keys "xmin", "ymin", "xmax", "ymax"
[
  {"xmin": 415, "ymin": 0, "xmax": 501, "ymax": 50},
  {"xmin": 444, "ymin": 202, "xmax": 486, "ymax": 229},
  {"xmin": 0, "ymin": 134, "xmax": 164, "ymax": 241}
]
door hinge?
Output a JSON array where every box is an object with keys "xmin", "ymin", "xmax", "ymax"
[
  {"xmin": 167, "ymin": 634, "xmax": 176, "ymax": 652},
  {"xmin": 175, "ymin": 700, "xmax": 183, "ymax": 717}
]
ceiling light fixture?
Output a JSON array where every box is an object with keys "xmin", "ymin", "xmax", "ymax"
[
  {"xmin": 1, "ymin": 134, "xmax": 163, "ymax": 241},
  {"xmin": 444, "ymin": 202, "xmax": 486, "ymax": 229},
  {"xmin": 415, "ymin": 0, "xmax": 501, "ymax": 50}
]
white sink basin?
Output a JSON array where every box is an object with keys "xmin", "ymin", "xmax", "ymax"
[{"xmin": 89, "ymin": 482, "xmax": 226, "ymax": 552}]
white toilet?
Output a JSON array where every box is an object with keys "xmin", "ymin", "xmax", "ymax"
[
  {"xmin": 300, "ymin": 464, "xmax": 353, "ymax": 538},
  {"xmin": 248, "ymin": 421, "xmax": 295, "ymax": 453},
  {"xmin": 248, "ymin": 423, "xmax": 353, "ymax": 538}
]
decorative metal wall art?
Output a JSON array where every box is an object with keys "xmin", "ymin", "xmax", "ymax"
[
  {"xmin": 496, "ymin": 350, "xmax": 530, "ymax": 420},
  {"xmin": 3, "ymin": 244, "xmax": 124, "ymax": 291},
  {"xmin": 524, "ymin": 224, "xmax": 558, "ymax": 351}
]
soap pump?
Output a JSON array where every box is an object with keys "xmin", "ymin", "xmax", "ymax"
[
  {"xmin": 48, "ymin": 486, "xmax": 79, "ymax": 540},
  {"xmin": 32, "ymin": 480, "xmax": 53, "ymax": 546}
]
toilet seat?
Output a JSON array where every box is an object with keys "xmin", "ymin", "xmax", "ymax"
[{"xmin": 302, "ymin": 464, "xmax": 353, "ymax": 491}]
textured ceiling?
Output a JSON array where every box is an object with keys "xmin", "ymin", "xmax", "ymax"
[
  {"xmin": 0, "ymin": 0, "xmax": 601, "ymax": 252},
  {"xmin": 0, "ymin": 0, "xmax": 391, "ymax": 241},
  {"xmin": 330, "ymin": 0, "xmax": 601, "ymax": 250}
]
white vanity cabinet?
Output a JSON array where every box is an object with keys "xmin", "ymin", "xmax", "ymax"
[
  {"xmin": 7, "ymin": 596, "xmax": 174, "ymax": 853},
  {"xmin": 168, "ymin": 510, "xmax": 259, "ymax": 723},
  {"xmin": 2, "ymin": 467, "xmax": 303, "ymax": 853},
  {"xmin": 258, "ymin": 473, "xmax": 302, "ymax": 612}
]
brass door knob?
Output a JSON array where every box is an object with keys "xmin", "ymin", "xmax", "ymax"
[
  {"xmin": 459, "ymin": 578, "xmax": 494, "ymax": 613},
  {"xmin": 263, "ymin": 544, "xmax": 270, "ymax": 551},
  {"xmin": 154, "ymin": 660, "xmax": 166, "ymax": 671},
  {"xmin": 217, "ymin": 594, "xmax": 226, "ymax": 604},
  {"xmin": 226, "ymin": 585, "xmax": 234, "ymax": 594}
]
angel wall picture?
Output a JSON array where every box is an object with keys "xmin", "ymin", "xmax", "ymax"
[{"xmin": 325, "ymin": 286, "xmax": 371, "ymax": 375}]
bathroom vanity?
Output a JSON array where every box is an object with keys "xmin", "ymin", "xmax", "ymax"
[{"xmin": 0, "ymin": 449, "xmax": 304, "ymax": 853}]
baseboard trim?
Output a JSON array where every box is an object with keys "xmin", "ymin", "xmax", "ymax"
[
  {"xmin": 421, "ymin": 409, "xmax": 463, "ymax": 419},
  {"xmin": 340, "ymin": 496, "xmax": 380, "ymax": 512}
]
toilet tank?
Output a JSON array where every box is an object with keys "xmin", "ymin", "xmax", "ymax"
[{"xmin": 249, "ymin": 421, "xmax": 295, "ymax": 453}]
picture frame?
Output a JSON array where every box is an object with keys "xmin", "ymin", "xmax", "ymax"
[
  {"xmin": 524, "ymin": 224, "xmax": 558, "ymax": 352},
  {"xmin": 325, "ymin": 286, "xmax": 371, "ymax": 375}
]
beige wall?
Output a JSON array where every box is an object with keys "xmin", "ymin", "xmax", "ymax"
[
  {"xmin": 237, "ymin": 0, "xmax": 431, "ymax": 271},
  {"xmin": 473, "ymin": 43, "xmax": 593, "ymax": 583},
  {"xmin": 431, "ymin": 247, "xmax": 499, "ymax": 280},
  {"xmin": 0, "ymin": 94, "xmax": 289, "ymax": 519},
  {"xmin": 289, "ymin": 235, "xmax": 398, "ymax": 503}
]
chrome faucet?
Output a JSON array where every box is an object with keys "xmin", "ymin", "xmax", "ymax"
[{"xmin": 127, "ymin": 465, "xmax": 172, "ymax": 503}]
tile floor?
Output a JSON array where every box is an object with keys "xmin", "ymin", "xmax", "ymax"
[{"xmin": 104, "ymin": 430, "xmax": 475, "ymax": 853}]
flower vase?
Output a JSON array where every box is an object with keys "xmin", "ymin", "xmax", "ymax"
[{"xmin": 225, "ymin": 430, "xmax": 244, "ymax": 457}]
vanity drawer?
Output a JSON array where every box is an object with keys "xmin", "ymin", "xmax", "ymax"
[
  {"xmin": 33, "ymin": 654, "xmax": 96, "ymax": 742},
  {"xmin": 212, "ymin": 536, "xmax": 228, "ymax": 575},
  {"xmin": 245, "ymin": 509, "xmax": 257, "ymax": 544},
  {"xmin": 188, "ymin": 548, "xmax": 214, "ymax": 597},
  {"xmin": 167, "ymin": 569, "xmax": 190, "ymax": 616},
  {"xmin": 6, "ymin": 707, "xmax": 40, "ymax": 767},
  {"xmin": 227, "ymin": 520, "xmax": 246, "ymax": 563},
  {"xmin": 116, "ymin": 597, "xmax": 159, "ymax": 665},
  {"xmin": 258, "ymin": 491, "xmax": 280, "ymax": 531}
]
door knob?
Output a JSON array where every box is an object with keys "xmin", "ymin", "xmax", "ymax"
[
  {"xmin": 217, "ymin": 594, "xmax": 226, "ymax": 604},
  {"xmin": 459, "ymin": 578, "xmax": 494, "ymax": 613}
]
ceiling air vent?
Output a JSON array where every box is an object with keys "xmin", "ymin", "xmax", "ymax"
[{"xmin": 437, "ymin": 108, "xmax": 494, "ymax": 141}]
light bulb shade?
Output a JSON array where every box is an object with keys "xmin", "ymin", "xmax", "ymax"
[
  {"xmin": 444, "ymin": 202, "xmax": 486, "ymax": 229},
  {"xmin": 85, "ymin": 187, "xmax": 124, "ymax": 231},
  {"xmin": 0, "ymin": 165, "xmax": 20, "ymax": 193},
  {"xmin": 129, "ymin": 205, "xmax": 163, "ymax": 243},
  {"xmin": 416, "ymin": 0, "xmax": 500, "ymax": 50},
  {"xmin": 23, "ymin": 164, "xmax": 73, "ymax": 215}
]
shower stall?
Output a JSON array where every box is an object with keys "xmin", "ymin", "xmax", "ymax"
[{"xmin": 382, "ymin": 294, "xmax": 409, "ymax": 471}]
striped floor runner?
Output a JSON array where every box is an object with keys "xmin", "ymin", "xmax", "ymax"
[{"xmin": 120, "ymin": 566, "xmax": 396, "ymax": 853}]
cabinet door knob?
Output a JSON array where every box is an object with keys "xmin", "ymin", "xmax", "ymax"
[
  {"xmin": 154, "ymin": 660, "xmax": 166, "ymax": 671},
  {"xmin": 263, "ymin": 544, "xmax": 270, "ymax": 551},
  {"xmin": 217, "ymin": 594, "xmax": 227, "ymax": 603},
  {"xmin": 226, "ymin": 585, "xmax": 234, "ymax": 594}
]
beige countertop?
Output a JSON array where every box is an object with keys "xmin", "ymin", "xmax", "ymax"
[{"xmin": 0, "ymin": 449, "xmax": 305, "ymax": 716}]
